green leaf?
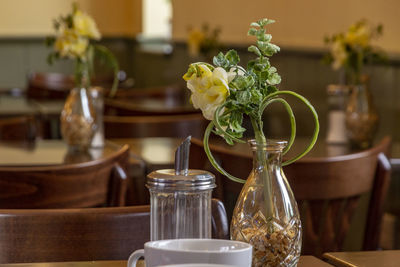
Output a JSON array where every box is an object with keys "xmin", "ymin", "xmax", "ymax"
[
  {"xmin": 213, "ymin": 52, "xmax": 228, "ymax": 68},
  {"xmin": 250, "ymin": 88, "xmax": 263, "ymax": 102},
  {"xmin": 258, "ymin": 18, "xmax": 275, "ymax": 26},
  {"xmin": 250, "ymin": 22, "xmax": 260, "ymax": 27},
  {"xmin": 225, "ymin": 50, "xmax": 240, "ymax": 66},
  {"xmin": 45, "ymin": 36, "xmax": 55, "ymax": 47},
  {"xmin": 267, "ymin": 73, "xmax": 281, "ymax": 85},
  {"xmin": 248, "ymin": 28, "xmax": 258, "ymax": 36},
  {"xmin": 231, "ymin": 75, "xmax": 254, "ymax": 90},
  {"xmin": 230, "ymin": 111, "xmax": 246, "ymax": 133},
  {"xmin": 262, "ymin": 43, "xmax": 280, "ymax": 56},
  {"xmin": 237, "ymin": 90, "xmax": 252, "ymax": 104},
  {"xmin": 248, "ymin": 45, "xmax": 261, "ymax": 56}
]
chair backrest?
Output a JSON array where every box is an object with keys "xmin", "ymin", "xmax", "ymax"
[
  {"xmin": 104, "ymin": 114, "xmax": 207, "ymax": 139},
  {"xmin": 0, "ymin": 116, "xmax": 37, "ymax": 141},
  {"xmin": 27, "ymin": 72, "xmax": 75, "ymax": 99},
  {"xmin": 0, "ymin": 205, "xmax": 150, "ymax": 263},
  {"xmin": 27, "ymin": 72, "xmax": 119, "ymax": 99},
  {"xmin": 0, "ymin": 145, "xmax": 130, "ymax": 208},
  {"xmin": 112, "ymin": 85, "xmax": 185, "ymax": 100},
  {"xmin": 0, "ymin": 199, "xmax": 228, "ymax": 263},
  {"xmin": 189, "ymin": 136, "xmax": 392, "ymax": 256}
]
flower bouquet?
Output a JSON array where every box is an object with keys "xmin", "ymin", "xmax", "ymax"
[
  {"xmin": 46, "ymin": 3, "xmax": 119, "ymax": 150},
  {"xmin": 187, "ymin": 24, "xmax": 221, "ymax": 59},
  {"xmin": 324, "ymin": 19, "xmax": 385, "ymax": 148},
  {"xmin": 183, "ymin": 18, "xmax": 319, "ymax": 266},
  {"xmin": 324, "ymin": 19, "xmax": 385, "ymax": 85}
]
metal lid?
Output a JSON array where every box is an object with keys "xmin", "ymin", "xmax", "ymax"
[{"xmin": 146, "ymin": 169, "xmax": 216, "ymax": 191}]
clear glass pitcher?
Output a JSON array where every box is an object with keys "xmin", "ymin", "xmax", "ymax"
[{"xmin": 231, "ymin": 140, "xmax": 301, "ymax": 267}]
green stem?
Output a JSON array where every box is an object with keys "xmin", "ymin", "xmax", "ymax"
[
  {"xmin": 260, "ymin": 97, "xmax": 296, "ymax": 155},
  {"xmin": 264, "ymin": 90, "xmax": 319, "ymax": 166},
  {"xmin": 203, "ymin": 122, "xmax": 246, "ymax": 183},
  {"xmin": 93, "ymin": 44, "xmax": 120, "ymax": 98},
  {"xmin": 75, "ymin": 58, "xmax": 90, "ymax": 88},
  {"xmin": 250, "ymin": 116, "xmax": 274, "ymax": 221}
]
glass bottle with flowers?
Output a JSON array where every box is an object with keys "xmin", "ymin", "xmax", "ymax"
[
  {"xmin": 324, "ymin": 19, "xmax": 385, "ymax": 148},
  {"xmin": 187, "ymin": 23, "xmax": 222, "ymax": 61},
  {"xmin": 46, "ymin": 3, "xmax": 119, "ymax": 150},
  {"xmin": 183, "ymin": 19, "xmax": 319, "ymax": 266}
]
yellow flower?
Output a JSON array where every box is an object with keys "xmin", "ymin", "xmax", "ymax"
[
  {"xmin": 184, "ymin": 64, "xmax": 230, "ymax": 120},
  {"xmin": 345, "ymin": 23, "xmax": 370, "ymax": 47},
  {"xmin": 187, "ymin": 28, "xmax": 205, "ymax": 57},
  {"xmin": 54, "ymin": 29, "xmax": 88, "ymax": 59},
  {"xmin": 73, "ymin": 10, "xmax": 101, "ymax": 40}
]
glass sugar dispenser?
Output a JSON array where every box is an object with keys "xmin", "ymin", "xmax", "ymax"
[{"xmin": 146, "ymin": 136, "xmax": 216, "ymax": 241}]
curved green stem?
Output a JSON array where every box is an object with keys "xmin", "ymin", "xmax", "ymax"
[
  {"xmin": 265, "ymin": 90, "xmax": 319, "ymax": 166},
  {"xmin": 260, "ymin": 97, "xmax": 296, "ymax": 155},
  {"xmin": 203, "ymin": 90, "xmax": 319, "ymax": 183},
  {"xmin": 203, "ymin": 121, "xmax": 246, "ymax": 183},
  {"xmin": 93, "ymin": 44, "xmax": 120, "ymax": 98}
]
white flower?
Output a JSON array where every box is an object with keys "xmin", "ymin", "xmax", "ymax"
[
  {"xmin": 331, "ymin": 41, "xmax": 347, "ymax": 70},
  {"xmin": 184, "ymin": 64, "xmax": 230, "ymax": 120}
]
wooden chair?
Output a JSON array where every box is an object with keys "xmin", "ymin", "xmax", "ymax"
[
  {"xmin": 189, "ymin": 137, "xmax": 392, "ymax": 256},
  {"xmin": 104, "ymin": 114, "xmax": 207, "ymax": 139},
  {"xmin": 26, "ymin": 72, "xmax": 121, "ymax": 99},
  {"xmin": 0, "ymin": 116, "xmax": 37, "ymax": 141},
  {"xmin": 26, "ymin": 72, "xmax": 75, "ymax": 99},
  {"xmin": 0, "ymin": 199, "xmax": 228, "ymax": 263},
  {"xmin": 0, "ymin": 145, "xmax": 130, "ymax": 208},
  {"xmin": 112, "ymin": 84, "xmax": 185, "ymax": 100}
]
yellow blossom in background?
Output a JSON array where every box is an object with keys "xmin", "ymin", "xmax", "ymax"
[
  {"xmin": 183, "ymin": 64, "xmax": 231, "ymax": 120},
  {"xmin": 345, "ymin": 22, "xmax": 371, "ymax": 48},
  {"xmin": 186, "ymin": 24, "xmax": 221, "ymax": 58},
  {"xmin": 324, "ymin": 19, "xmax": 385, "ymax": 84},
  {"xmin": 47, "ymin": 2, "xmax": 120, "ymax": 96},
  {"xmin": 73, "ymin": 10, "xmax": 101, "ymax": 40},
  {"xmin": 49, "ymin": 3, "xmax": 101, "ymax": 61},
  {"xmin": 187, "ymin": 28, "xmax": 205, "ymax": 57},
  {"xmin": 54, "ymin": 29, "xmax": 88, "ymax": 58}
]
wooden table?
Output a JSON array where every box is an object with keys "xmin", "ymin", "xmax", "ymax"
[
  {"xmin": 323, "ymin": 250, "xmax": 400, "ymax": 267},
  {"xmin": 0, "ymin": 95, "xmax": 64, "ymax": 117},
  {"xmin": 0, "ymin": 140, "xmax": 125, "ymax": 166},
  {"xmin": 0, "ymin": 256, "xmax": 332, "ymax": 266}
]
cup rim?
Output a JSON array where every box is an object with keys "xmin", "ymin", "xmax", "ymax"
[{"xmin": 144, "ymin": 238, "xmax": 252, "ymax": 253}]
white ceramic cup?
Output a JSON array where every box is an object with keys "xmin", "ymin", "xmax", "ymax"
[{"xmin": 127, "ymin": 239, "xmax": 252, "ymax": 267}]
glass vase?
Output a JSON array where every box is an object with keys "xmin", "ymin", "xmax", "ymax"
[
  {"xmin": 345, "ymin": 84, "xmax": 378, "ymax": 149},
  {"xmin": 231, "ymin": 140, "xmax": 301, "ymax": 267},
  {"xmin": 90, "ymin": 86, "xmax": 105, "ymax": 148},
  {"xmin": 60, "ymin": 87, "xmax": 97, "ymax": 151},
  {"xmin": 326, "ymin": 84, "xmax": 349, "ymax": 144}
]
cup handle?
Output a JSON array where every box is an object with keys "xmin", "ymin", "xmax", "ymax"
[{"xmin": 127, "ymin": 249, "xmax": 144, "ymax": 267}]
